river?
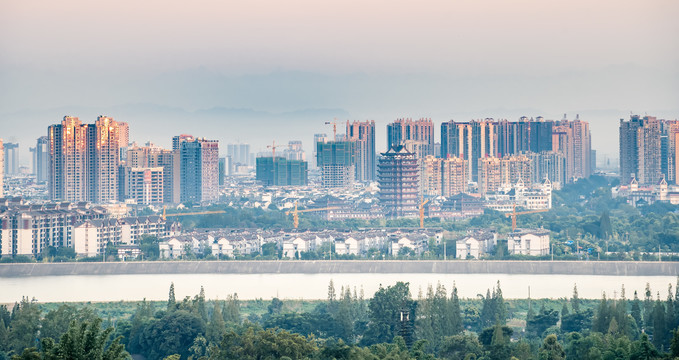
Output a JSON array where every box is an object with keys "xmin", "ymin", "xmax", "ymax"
[{"xmin": 1, "ymin": 273, "xmax": 675, "ymax": 303}]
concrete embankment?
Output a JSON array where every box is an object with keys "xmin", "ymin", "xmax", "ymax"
[{"xmin": 0, "ymin": 260, "xmax": 677, "ymax": 277}]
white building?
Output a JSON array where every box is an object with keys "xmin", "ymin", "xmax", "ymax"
[
  {"xmin": 507, "ymin": 229, "xmax": 550, "ymax": 256},
  {"xmin": 485, "ymin": 178, "xmax": 552, "ymax": 212},
  {"xmin": 456, "ymin": 230, "xmax": 497, "ymax": 259}
]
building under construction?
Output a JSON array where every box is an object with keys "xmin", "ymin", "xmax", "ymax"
[{"xmin": 378, "ymin": 145, "xmax": 419, "ymax": 218}]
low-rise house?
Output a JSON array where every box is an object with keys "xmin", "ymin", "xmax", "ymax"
[
  {"xmin": 456, "ymin": 229, "xmax": 498, "ymax": 259},
  {"xmin": 211, "ymin": 237, "xmax": 235, "ymax": 257},
  {"xmin": 117, "ymin": 245, "xmax": 142, "ymax": 260},
  {"xmin": 390, "ymin": 233, "xmax": 429, "ymax": 256},
  {"xmin": 507, "ymin": 229, "xmax": 550, "ymax": 256}
]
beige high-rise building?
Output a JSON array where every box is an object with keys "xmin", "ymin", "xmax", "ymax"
[
  {"xmin": 478, "ymin": 157, "xmax": 503, "ymax": 196},
  {"xmin": 552, "ymin": 124, "xmax": 574, "ymax": 181},
  {"xmin": 0, "ymin": 139, "xmax": 4, "ymax": 197},
  {"xmin": 48, "ymin": 116, "xmax": 121, "ymax": 203},
  {"xmin": 569, "ymin": 116, "xmax": 592, "ymax": 179},
  {"xmin": 422, "ymin": 155, "xmax": 467, "ymax": 197},
  {"xmin": 118, "ymin": 122, "xmax": 129, "ymax": 149},
  {"xmin": 422, "ymin": 156, "xmax": 443, "ymax": 197},
  {"xmin": 148, "ymin": 147, "xmax": 180, "ymax": 204},
  {"xmin": 619, "ymin": 115, "xmax": 662, "ymax": 185},
  {"xmin": 442, "ymin": 156, "xmax": 468, "ymax": 196},
  {"xmin": 503, "ymin": 154, "xmax": 532, "ymax": 186},
  {"xmin": 552, "ymin": 115, "xmax": 592, "ymax": 182},
  {"xmin": 90, "ymin": 116, "xmax": 120, "ymax": 203},
  {"xmin": 126, "ymin": 142, "xmax": 180, "ymax": 204},
  {"xmin": 48, "ymin": 116, "xmax": 89, "ymax": 202},
  {"xmin": 120, "ymin": 167, "xmax": 164, "ymax": 205},
  {"xmin": 478, "ymin": 155, "xmax": 532, "ymax": 195}
]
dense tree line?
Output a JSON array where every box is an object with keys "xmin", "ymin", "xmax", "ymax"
[{"xmin": 5, "ymin": 279, "xmax": 679, "ymax": 359}]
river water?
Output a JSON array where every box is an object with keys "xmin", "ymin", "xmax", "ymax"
[{"xmin": 1, "ymin": 273, "xmax": 676, "ymax": 303}]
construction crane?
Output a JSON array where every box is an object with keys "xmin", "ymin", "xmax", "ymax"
[
  {"xmin": 267, "ymin": 140, "xmax": 281, "ymax": 159},
  {"xmin": 162, "ymin": 206, "xmax": 226, "ymax": 220},
  {"xmin": 419, "ymin": 198, "xmax": 429, "ymax": 229},
  {"xmin": 324, "ymin": 118, "xmax": 339, "ymax": 141},
  {"xmin": 504, "ymin": 204, "xmax": 548, "ymax": 231},
  {"xmin": 285, "ymin": 201, "xmax": 340, "ymax": 229}
]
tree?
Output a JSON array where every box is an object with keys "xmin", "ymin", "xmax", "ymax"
[
  {"xmin": 527, "ymin": 309, "xmax": 559, "ymax": 338},
  {"xmin": 598, "ymin": 211, "xmax": 613, "ymax": 239},
  {"xmin": 223, "ymin": 294, "xmax": 240, "ymax": 324},
  {"xmin": 489, "ymin": 324, "xmax": 511, "ymax": 360},
  {"xmin": 630, "ymin": 333, "xmax": 660, "ymax": 360},
  {"xmin": 138, "ymin": 310, "xmax": 206, "ymax": 360},
  {"xmin": 571, "ymin": 285, "xmax": 581, "ymax": 314},
  {"xmin": 538, "ymin": 334, "xmax": 565, "ymax": 360},
  {"xmin": 651, "ymin": 295, "xmax": 667, "ymax": 350},
  {"xmin": 194, "ymin": 286, "xmax": 208, "ymax": 322},
  {"xmin": 561, "ymin": 309, "xmax": 594, "ymax": 334},
  {"xmin": 206, "ymin": 301, "xmax": 225, "ymax": 344},
  {"xmin": 671, "ymin": 328, "xmax": 679, "ymax": 359},
  {"xmin": 438, "ymin": 334, "xmax": 483, "ymax": 360},
  {"xmin": 362, "ymin": 282, "xmax": 414, "ymax": 346},
  {"xmin": 448, "ymin": 284, "xmax": 463, "ymax": 336},
  {"xmin": 41, "ymin": 318, "xmax": 129, "ymax": 360},
  {"xmin": 7, "ymin": 298, "xmax": 41, "ymax": 354},
  {"xmin": 40, "ymin": 305, "xmax": 98, "ymax": 343},
  {"xmin": 167, "ymin": 283, "xmax": 177, "ymax": 312},
  {"xmin": 631, "ymin": 291, "xmax": 643, "ymax": 334}
]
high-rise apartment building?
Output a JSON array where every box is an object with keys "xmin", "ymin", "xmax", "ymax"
[
  {"xmin": 125, "ymin": 142, "xmax": 179, "ymax": 204},
  {"xmin": 118, "ymin": 122, "xmax": 130, "ymax": 162},
  {"xmin": 179, "ymin": 137, "xmax": 219, "ymax": 203},
  {"xmin": 555, "ymin": 115, "xmax": 591, "ymax": 180},
  {"xmin": 3, "ymin": 142, "xmax": 19, "ymax": 175},
  {"xmin": 527, "ymin": 151, "xmax": 567, "ymax": 188},
  {"xmin": 313, "ymin": 134, "xmax": 329, "ymax": 168},
  {"xmin": 551, "ymin": 123, "xmax": 574, "ymax": 181},
  {"xmin": 227, "ymin": 143, "xmax": 252, "ymax": 166},
  {"xmin": 89, "ymin": 116, "xmax": 121, "ymax": 203},
  {"xmin": 422, "ymin": 155, "xmax": 467, "ymax": 197},
  {"xmin": 660, "ymin": 120, "xmax": 679, "ymax": 184},
  {"xmin": 529, "ymin": 117, "xmax": 553, "ymax": 153},
  {"xmin": 441, "ymin": 116, "xmax": 591, "ymax": 185},
  {"xmin": 119, "ymin": 167, "xmax": 164, "ymax": 205},
  {"xmin": 347, "ymin": 120, "xmax": 376, "ymax": 181},
  {"xmin": 422, "ymin": 155, "xmax": 443, "ymax": 197},
  {"xmin": 378, "ymin": 145, "xmax": 419, "ymax": 218},
  {"xmin": 172, "ymin": 134, "xmax": 195, "ymax": 151},
  {"xmin": 31, "ymin": 136, "xmax": 49, "ymax": 183},
  {"xmin": 284, "ymin": 141, "xmax": 306, "ymax": 161},
  {"xmin": 478, "ymin": 155, "xmax": 532, "ymax": 195},
  {"xmin": 619, "ymin": 115, "xmax": 662, "ymax": 185},
  {"xmin": 48, "ymin": 116, "xmax": 89, "ymax": 202},
  {"xmin": 0, "ymin": 139, "xmax": 4, "ymax": 197},
  {"xmin": 256, "ymin": 157, "xmax": 308, "ymax": 186},
  {"xmin": 441, "ymin": 119, "xmax": 498, "ymax": 182},
  {"xmin": 48, "ymin": 116, "xmax": 122, "ymax": 203},
  {"xmin": 387, "ymin": 118, "xmax": 435, "ymax": 159},
  {"xmin": 478, "ymin": 157, "xmax": 503, "ymax": 196},
  {"xmin": 316, "ymin": 141, "xmax": 356, "ymax": 188}
]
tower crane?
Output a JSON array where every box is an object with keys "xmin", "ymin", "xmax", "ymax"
[
  {"xmin": 324, "ymin": 118, "xmax": 340, "ymax": 141},
  {"xmin": 504, "ymin": 204, "xmax": 548, "ymax": 231},
  {"xmin": 419, "ymin": 198, "xmax": 429, "ymax": 229},
  {"xmin": 285, "ymin": 201, "xmax": 340, "ymax": 229},
  {"xmin": 267, "ymin": 140, "xmax": 281, "ymax": 159}
]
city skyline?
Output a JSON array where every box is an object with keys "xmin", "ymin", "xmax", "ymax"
[{"xmin": 1, "ymin": 1, "xmax": 678, "ymax": 165}]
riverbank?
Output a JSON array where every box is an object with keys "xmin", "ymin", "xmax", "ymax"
[{"xmin": 1, "ymin": 260, "xmax": 677, "ymax": 277}]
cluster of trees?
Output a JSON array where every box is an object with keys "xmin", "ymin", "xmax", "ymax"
[{"xmin": 5, "ymin": 279, "xmax": 679, "ymax": 359}]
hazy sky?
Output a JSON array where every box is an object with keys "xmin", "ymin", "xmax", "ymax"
[{"xmin": 1, "ymin": 0, "xmax": 678, "ymax": 163}]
